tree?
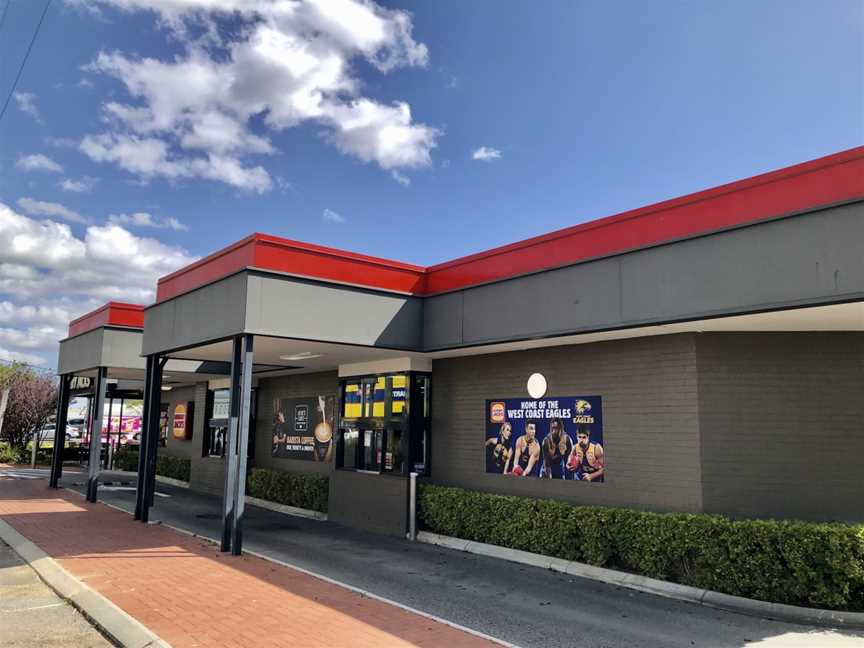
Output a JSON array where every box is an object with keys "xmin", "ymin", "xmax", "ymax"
[{"xmin": 0, "ymin": 364, "xmax": 58, "ymax": 453}]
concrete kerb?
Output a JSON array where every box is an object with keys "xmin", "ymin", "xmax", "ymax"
[
  {"xmin": 0, "ymin": 518, "xmax": 171, "ymax": 648},
  {"xmin": 417, "ymin": 531, "xmax": 864, "ymax": 631}
]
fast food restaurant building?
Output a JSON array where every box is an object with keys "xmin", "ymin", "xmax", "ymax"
[{"xmin": 52, "ymin": 147, "xmax": 864, "ymax": 546}]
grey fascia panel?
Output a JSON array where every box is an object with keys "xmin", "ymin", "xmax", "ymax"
[
  {"xmin": 100, "ymin": 328, "xmax": 147, "ymax": 370},
  {"xmin": 245, "ymin": 273, "xmax": 422, "ymax": 350},
  {"xmin": 142, "ymin": 272, "xmax": 248, "ymax": 355},
  {"xmin": 58, "ymin": 328, "xmax": 105, "ymax": 375}
]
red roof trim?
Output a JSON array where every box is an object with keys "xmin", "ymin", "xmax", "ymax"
[
  {"xmin": 68, "ymin": 302, "xmax": 145, "ymax": 337},
  {"xmin": 154, "ymin": 146, "xmax": 864, "ymax": 303}
]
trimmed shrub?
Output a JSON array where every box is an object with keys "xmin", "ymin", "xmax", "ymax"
[
  {"xmin": 418, "ymin": 484, "xmax": 864, "ymax": 612},
  {"xmin": 246, "ymin": 468, "xmax": 329, "ymax": 514},
  {"xmin": 112, "ymin": 450, "xmax": 191, "ymax": 483}
]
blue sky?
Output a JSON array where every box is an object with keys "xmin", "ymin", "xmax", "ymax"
[{"xmin": 0, "ymin": 0, "xmax": 861, "ymax": 366}]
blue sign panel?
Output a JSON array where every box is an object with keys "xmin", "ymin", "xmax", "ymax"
[{"xmin": 484, "ymin": 396, "xmax": 604, "ymax": 482}]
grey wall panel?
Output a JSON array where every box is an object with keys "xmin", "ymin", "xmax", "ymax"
[
  {"xmin": 430, "ymin": 334, "xmax": 704, "ymax": 513},
  {"xmin": 460, "ymin": 257, "xmax": 622, "ymax": 346},
  {"xmin": 697, "ymin": 333, "xmax": 864, "ymax": 522},
  {"xmin": 100, "ymin": 329, "xmax": 146, "ymax": 370},
  {"xmin": 58, "ymin": 329, "xmax": 104, "ymax": 375},
  {"xmin": 621, "ymin": 202, "xmax": 864, "ymax": 323},
  {"xmin": 245, "ymin": 274, "xmax": 422, "ymax": 350},
  {"xmin": 329, "ymin": 470, "xmax": 408, "ymax": 536},
  {"xmin": 254, "ymin": 371, "xmax": 338, "ymax": 476},
  {"xmin": 430, "ymin": 201, "xmax": 864, "ymax": 349},
  {"xmin": 143, "ymin": 273, "xmax": 248, "ymax": 355},
  {"xmin": 423, "ymin": 291, "xmax": 463, "ymax": 349}
]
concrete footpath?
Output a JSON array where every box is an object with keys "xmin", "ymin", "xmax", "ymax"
[{"xmin": 3, "ymin": 468, "xmax": 864, "ymax": 648}]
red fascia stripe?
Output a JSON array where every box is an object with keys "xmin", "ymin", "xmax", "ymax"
[
  {"xmin": 156, "ymin": 233, "xmax": 426, "ymax": 302},
  {"xmin": 424, "ymin": 146, "xmax": 864, "ymax": 293},
  {"xmin": 153, "ymin": 146, "xmax": 864, "ymax": 303},
  {"xmin": 68, "ymin": 302, "xmax": 144, "ymax": 337}
]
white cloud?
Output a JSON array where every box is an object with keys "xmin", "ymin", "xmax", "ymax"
[
  {"xmin": 75, "ymin": 0, "xmax": 438, "ymax": 190},
  {"xmin": 322, "ymin": 208, "xmax": 346, "ymax": 224},
  {"xmin": 59, "ymin": 176, "xmax": 99, "ymax": 193},
  {"xmin": 77, "ymin": 78, "xmax": 95, "ymax": 88},
  {"xmin": 0, "ymin": 201, "xmax": 197, "ymax": 364},
  {"xmin": 108, "ymin": 212, "xmax": 188, "ymax": 230},
  {"xmin": 391, "ymin": 170, "xmax": 411, "ymax": 186},
  {"xmin": 472, "ymin": 146, "xmax": 502, "ymax": 161},
  {"xmin": 16, "ymin": 154, "xmax": 63, "ymax": 173},
  {"xmin": 13, "ymin": 92, "xmax": 40, "ymax": 120},
  {"xmin": 0, "ymin": 347, "xmax": 47, "ymax": 366},
  {"xmin": 17, "ymin": 198, "xmax": 88, "ymax": 225}
]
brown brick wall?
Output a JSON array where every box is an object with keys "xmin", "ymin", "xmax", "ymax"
[
  {"xmin": 430, "ymin": 334, "xmax": 704, "ymax": 513},
  {"xmin": 697, "ymin": 332, "xmax": 864, "ymax": 522},
  {"xmin": 254, "ymin": 371, "xmax": 339, "ymax": 476}
]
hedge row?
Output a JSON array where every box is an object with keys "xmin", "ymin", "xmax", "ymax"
[
  {"xmin": 418, "ymin": 484, "xmax": 864, "ymax": 612},
  {"xmin": 113, "ymin": 450, "xmax": 191, "ymax": 482},
  {"xmin": 247, "ymin": 468, "xmax": 329, "ymax": 514}
]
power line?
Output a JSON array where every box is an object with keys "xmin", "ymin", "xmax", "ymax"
[
  {"xmin": 0, "ymin": 1, "xmax": 11, "ymax": 37},
  {"xmin": 0, "ymin": 0, "xmax": 52, "ymax": 124}
]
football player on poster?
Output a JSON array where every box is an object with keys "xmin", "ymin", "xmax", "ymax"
[
  {"xmin": 566, "ymin": 424, "xmax": 605, "ymax": 482},
  {"xmin": 540, "ymin": 417, "xmax": 572, "ymax": 479},
  {"xmin": 511, "ymin": 422, "xmax": 541, "ymax": 477}
]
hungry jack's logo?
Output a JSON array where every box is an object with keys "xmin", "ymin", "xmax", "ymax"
[{"xmin": 490, "ymin": 402, "xmax": 506, "ymax": 423}]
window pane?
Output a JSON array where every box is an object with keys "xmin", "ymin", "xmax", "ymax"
[
  {"xmin": 344, "ymin": 383, "xmax": 361, "ymax": 418},
  {"xmin": 362, "ymin": 429, "xmax": 382, "ymax": 471},
  {"xmin": 413, "ymin": 428, "xmax": 429, "ymax": 475},
  {"xmin": 384, "ymin": 429, "xmax": 403, "ymax": 473},
  {"xmin": 207, "ymin": 426, "xmax": 226, "ymax": 458},
  {"xmin": 391, "ymin": 375, "xmax": 407, "ymax": 414},
  {"xmin": 342, "ymin": 428, "xmax": 358, "ymax": 469},
  {"xmin": 372, "ymin": 376, "xmax": 386, "ymax": 417}
]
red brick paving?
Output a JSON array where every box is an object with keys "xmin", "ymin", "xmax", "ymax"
[{"xmin": 0, "ymin": 477, "xmax": 497, "ymax": 648}]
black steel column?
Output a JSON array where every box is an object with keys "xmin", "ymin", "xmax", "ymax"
[
  {"xmin": 231, "ymin": 334, "xmax": 254, "ymax": 556},
  {"xmin": 103, "ymin": 397, "xmax": 114, "ymax": 469},
  {"xmin": 141, "ymin": 357, "xmax": 165, "ymax": 522},
  {"xmin": 220, "ymin": 336, "xmax": 242, "ymax": 552},
  {"xmin": 49, "ymin": 375, "xmax": 71, "ymax": 488},
  {"xmin": 134, "ymin": 356, "xmax": 154, "ymax": 520},
  {"xmin": 86, "ymin": 367, "xmax": 108, "ymax": 503}
]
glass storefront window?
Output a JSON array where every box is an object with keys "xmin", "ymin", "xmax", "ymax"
[
  {"xmin": 391, "ymin": 375, "xmax": 407, "ymax": 414},
  {"xmin": 361, "ymin": 429, "xmax": 382, "ymax": 472},
  {"xmin": 384, "ymin": 429, "xmax": 403, "ymax": 473},
  {"xmin": 342, "ymin": 428, "xmax": 358, "ymax": 469},
  {"xmin": 372, "ymin": 377, "xmax": 386, "ymax": 417},
  {"xmin": 344, "ymin": 383, "xmax": 362, "ymax": 418}
]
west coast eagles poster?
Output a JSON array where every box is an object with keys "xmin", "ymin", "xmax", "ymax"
[{"xmin": 484, "ymin": 396, "xmax": 604, "ymax": 482}]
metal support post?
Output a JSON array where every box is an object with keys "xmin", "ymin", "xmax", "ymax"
[
  {"xmin": 49, "ymin": 375, "xmax": 71, "ymax": 488},
  {"xmin": 86, "ymin": 367, "xmax": 108, "ymax": 503},
  {"xmin": 135, "ymin": 357, "xmax": 154, "ymax": 520},
  {"xmin": 220, "ymin": 337, "xmax": 242, "ymax": 552},
  {"xmin": 231, "ymin": 334, "xmax": 254, "ymax": 556},
  {"xmin": 409, "ymin": 472, "xmax": 418, "ymax": 541},
  {"xmin": 142, "ymin": 357, "xmax": 165, "ymax": 521}
]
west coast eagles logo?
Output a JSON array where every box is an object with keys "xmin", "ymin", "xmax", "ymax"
[{"xmin": 575, "ymin": 399, "xmax": 592, "ymax": 414}]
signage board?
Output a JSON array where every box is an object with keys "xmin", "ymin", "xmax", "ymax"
[
  {"xmin": 273, "ymin": 395, "xmax": 336, "ymax": 462},
  {"xmin": 484, "ymin": 396, "xmax": 604, "ymax": 482}
]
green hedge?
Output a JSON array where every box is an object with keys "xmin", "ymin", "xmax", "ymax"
[
  {"xmin": 113, "ymin": 450, "xmax": 191, "ymax": 482},
  {"xmin": 246, "ymin": 468, "xmax": 329, "ymax": 514},
  {"xmin": 418, "ymin": 484, "xmax": 864, "ymax": 612}
]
